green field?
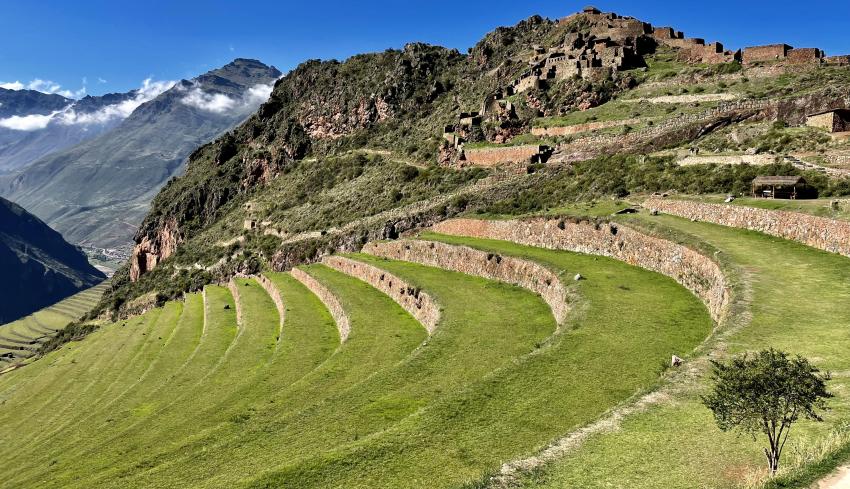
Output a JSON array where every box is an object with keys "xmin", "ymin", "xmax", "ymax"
[
  {"xmin": 510, "ymin": 214, "xmax": 850, "ymax": 488},
  {"xmin": 0, "ymin": 225, "xmax": 715, "ymax": 488},
  {"xmin": 672, "ymin": 194, "xmax": 850, "ymax": 221},
  {"xmin": 0, "ymin": 282, "xmax": 108, "ymax": 367}
]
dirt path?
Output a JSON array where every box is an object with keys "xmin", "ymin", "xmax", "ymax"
[{"xmin": 819, "ymin": 466, "xmax": 850, "ymax": 489}]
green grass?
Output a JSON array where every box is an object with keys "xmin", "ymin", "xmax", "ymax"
[
  {"xmin": 512, "ymin": 215, "xmax": 850, "ymax": 488},
  {"xmin": 241, "ymin": 237, "xmax": 711, "ymax": 488},
  {"xmin": 0, "ymin": 282, "xmax": 108, "ymax": 364},
  {"xmin": 673, "ymin": 194, "xmax": 850, "ymax": 221}
]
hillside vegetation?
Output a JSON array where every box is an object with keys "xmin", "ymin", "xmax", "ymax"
[{"xmin": 4, "ymin": 5, "xmax": 850, "ymax": 488}]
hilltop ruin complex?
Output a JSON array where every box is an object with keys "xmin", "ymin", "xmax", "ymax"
[{"xmin": 441, "ymin": 6, "xmax": 850, "ymax": 169}]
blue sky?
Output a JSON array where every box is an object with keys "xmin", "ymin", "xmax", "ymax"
[{"xmin": 1, "ymin": 0, "xmax": 848, "ymax": 97}]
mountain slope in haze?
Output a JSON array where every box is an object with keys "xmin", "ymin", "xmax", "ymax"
[
  {"xmin": 0, "ymin": 59, "xmax": 281, "ymax": 251},
  {"xmin": 0, "ymin": 88, "xmax": 142, "ymax": 173},
  {"xmin": 0, "ymin": 196, "xmax": 104, "ymax": 324}
]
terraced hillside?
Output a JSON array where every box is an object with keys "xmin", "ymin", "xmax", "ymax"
[
  {"xmin": 500, "ymin": 210, "xmax": 850, "ymax": 488},
  {"xmin": 0, "ymin": 226, "xmax": 713, "ymax": 488},
  {"xmin": 0, "ymin": 282, "xmax": 108, "ymax": 368}
]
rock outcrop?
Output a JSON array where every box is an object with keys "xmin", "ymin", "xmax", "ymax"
[{"xmin": 130, "ymin": 217, "xmax": 180, "ymax": 282}]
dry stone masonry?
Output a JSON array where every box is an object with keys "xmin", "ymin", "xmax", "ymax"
[
  {"xmin": 227, "ymin": 280, "xmax": 244, "ymax": 331},
  {"xmin": 322, "ymin": 256, "xmax": 441, "ymax": 334},
  {"xmin": 290, "ymin": 268, "xmax": 351, "ymax": 342},
  {"xmin": 431, "ymin": 218, "xmax": 729, "ymax": 322},
  {"xmin": 646, "ymin": 198, "xmax": 850, "ymax": 258},
  {"xmin": 256, "ymin": 275, "xmax": 286, "ymax": 336},
  {"xmin": 362, "ymin": 239, "xmax": 570, "ymax": 325},
  {"xmin": 462, "ymin": 145, "xmax": 550, "ymax": 167}
]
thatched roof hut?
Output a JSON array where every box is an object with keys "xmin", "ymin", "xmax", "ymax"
[{"xmin": 752, "ymin": 175, "xmax": 807, "ymax": 199}]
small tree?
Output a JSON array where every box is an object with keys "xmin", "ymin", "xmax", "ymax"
[{"xmin": 702, "ymin": 348, "xmax": 832, "ymax": 474}]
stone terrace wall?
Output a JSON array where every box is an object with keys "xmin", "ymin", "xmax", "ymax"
[
  {"xmin": 256, "ymin": 275, "xmax": 285, "ymax": 334},
  {"xmin": 291, "ymin": 268, "xmax": 351, "ymax": 342},
  {"xmin": 322, "ymin": 256, "xmax": 441, "ymax": 334},
  {"xmin": 431, "ymin": 218, "xmax": 729, "ymax": 322},
  {"xmin": 555, "ymin": 99, "xmax": 770, "ymax": 158},
  {"xmin": 463, "ymin": 145, "xmax": 542, "ymax": 166},
  {"xmin": 227, "ymin": 280, "xmax": 244, "ymax": 330},
  {"xmin": 646, "ymin": 198, "xmax": 850, "ymax": 258},
  {"xmin": 531, "ymin": 118, "xmax": 640, "ymax": 138},
  {"xmin": 362, "ymin": 240, "xmax": 570, "ymax": 325}
]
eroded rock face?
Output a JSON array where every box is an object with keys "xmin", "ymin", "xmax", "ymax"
[{"xmin": 129, "ymin": 217, "xmax": 180, "ymax": 282}]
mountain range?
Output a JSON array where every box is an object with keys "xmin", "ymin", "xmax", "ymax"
[
  {"xmin": 0, "ymin": 59, "xmax": 281, "ymax": 252},
  {"xmin": 0, "ymin": 195, "xmax": 104, "ymax": 323}
]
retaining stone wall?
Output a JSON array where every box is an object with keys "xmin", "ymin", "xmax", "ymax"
[
  {"xmin": 362, "ymin": 240, "xmax": 569, "ymax": 325},
  {"xmin": 227, "ymin": 280, "xmax": 244, "ymax": 330},
  {"xmin": 677, "ymin": 154, "xmax": 776, "ymax": 167},
  {"xmin": 463, "ymin": 145, "xmax": 542, "ymax": 166},
  {"xmin": 256, "ymin": 275, "xmax": 285, "ymax": 334},
  {"xmin": 531, "ymin": 118, "xmax": 640, "ymax": 138},
  {"xmin": 646, "ymin": 198, "xmax": 850, "ymax": 258},
  {"xmin": 291, "ymin": 268, "xmax": 351, "ymax": 342},
  {"xmin": 431, "ymin": 218, "xmax": 728, "ymax": 322},
  {"xmin": 557, "ymin": 99, "xmax": 770, "ymax": 155},
  {"xmin": 322, "ymin": 256, "xmax": 440, "ymax": 334}
]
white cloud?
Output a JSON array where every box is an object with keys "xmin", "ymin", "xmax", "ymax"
[
  {"xmin": 0, "ymin": 81, "xmax": 25, "ymax": 90},
  {"xmin": 0, "ymin": 111, "xmax": 63, "ymax": 131},
  {"xmin": 0, "ymin": 78, "xmax": 175, "ymax": 131},
  {"xmin": 179, "ymin": 81, "xmax": 274, "ymax": 114},
  {"xmin": 56, "ymin": 78, "xmax": 175, "ymax": 125},
  {"xmin": 245, "ymin": 82, "xmax": 274, "ymax": 105},
  {"xmin": 180, "ymin": 87, "xmax": 237, "ymax": 114},
  {"xmin": 0, "ymin": 78, "xmax": 86, "ymax": 98},
  {"xmin": 97, "ymin": 77, "xmax": 108, "ymax": 84}
]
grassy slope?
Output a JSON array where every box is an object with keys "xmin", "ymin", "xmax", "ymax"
[
  {"xmin": 120, "ymin": 262, "xmax": 554, "ymax": 488},
  {"xmin": 0, "ymin": 283, "xmax": 108, "ymax": 363},
  {"xmin": 515, "ymin": 215, "xmax": 850, "ymax": 488},
  {"xmin": 244, "ymin": 241, "xmax": 711, "ymax": 488},
  {"xmin": 674, "ymin": 194, "xmax": 850, "ymax": 221}
]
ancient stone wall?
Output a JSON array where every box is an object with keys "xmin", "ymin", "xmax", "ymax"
[
  {"xmin": 807, "ymin": 112, "xmax": 836, "ymax": 131},
  {"xmin": 227, "ymin": 280, "xmax": 244, "ymax": 329},
  {"xmin": 256, "ymin": 274, "xmax": 285, "ymax": 333},
  {"xmin": 430, "ymin": 218, "xmax": 729, "ymax": 322},
  {"xmin": 676, "ymin": 154, "xmax": 776, "ymax": 167},
  {"xmin": 531, "ymin": 118, "xmax": 640, "ymax": 137},
  {"xmin": 554, "ymin": 99, "xmax": 770, "ymax": 159},
  {"xmin": 321, "ymin": 256, "xmax": 440, "ymax": 334},
  {"xmin": 463, "ymin": 145, "xmax": 544, "ymax": 166},
  {"xmin": 786, "ymin": 48, "xmax": 823, "ymax": 64},
  {"xmin": 743, "ymin": 44, "xmax": 790, "ymax": 64},
  {"xmin": 646, "ymin": 198, "xmax": 850, "ymax": 258},
  {"xmin": 825, "ymin": 55, "xmax": 850, "ymax": 66},
  {"xmin": 362, "ymin": 239, "xmax": 570, "ymax": 325},
  {"xmin": 290, "ymin": 268, "xmax": 350, "ymax": 342}
]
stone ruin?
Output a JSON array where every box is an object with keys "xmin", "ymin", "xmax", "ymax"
[{"xmin": 439, "ymin": 6, "xmax": 850, "ymax": 168}]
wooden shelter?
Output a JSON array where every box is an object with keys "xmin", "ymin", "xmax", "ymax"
[{"xmin": 751, "ymin": 175, "xmax": 807, "ymax": 199}]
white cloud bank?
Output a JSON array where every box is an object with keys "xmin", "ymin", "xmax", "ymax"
[
  {"xmin": 0, "ymin": 78, "xmax": 175, "ymax": 131},
  {"xmin": 0, "ymin": 79, "xmax": 86, "ymax": 98},
  {"xmin": 179, "ymin": 82, "xmax": 274, "ymax": 114},
  {"xmin": 0, "ymin": 111, "xmax": 62, "ymax": 131}
]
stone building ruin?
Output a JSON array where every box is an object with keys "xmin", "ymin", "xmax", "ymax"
[
  {"xmin": 742, "ymin": 44, "xmax": 825, "ymax": 64},
  {"xmin": 806, "ymin": 109, "xmax": 850, "ymax": 133}
]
